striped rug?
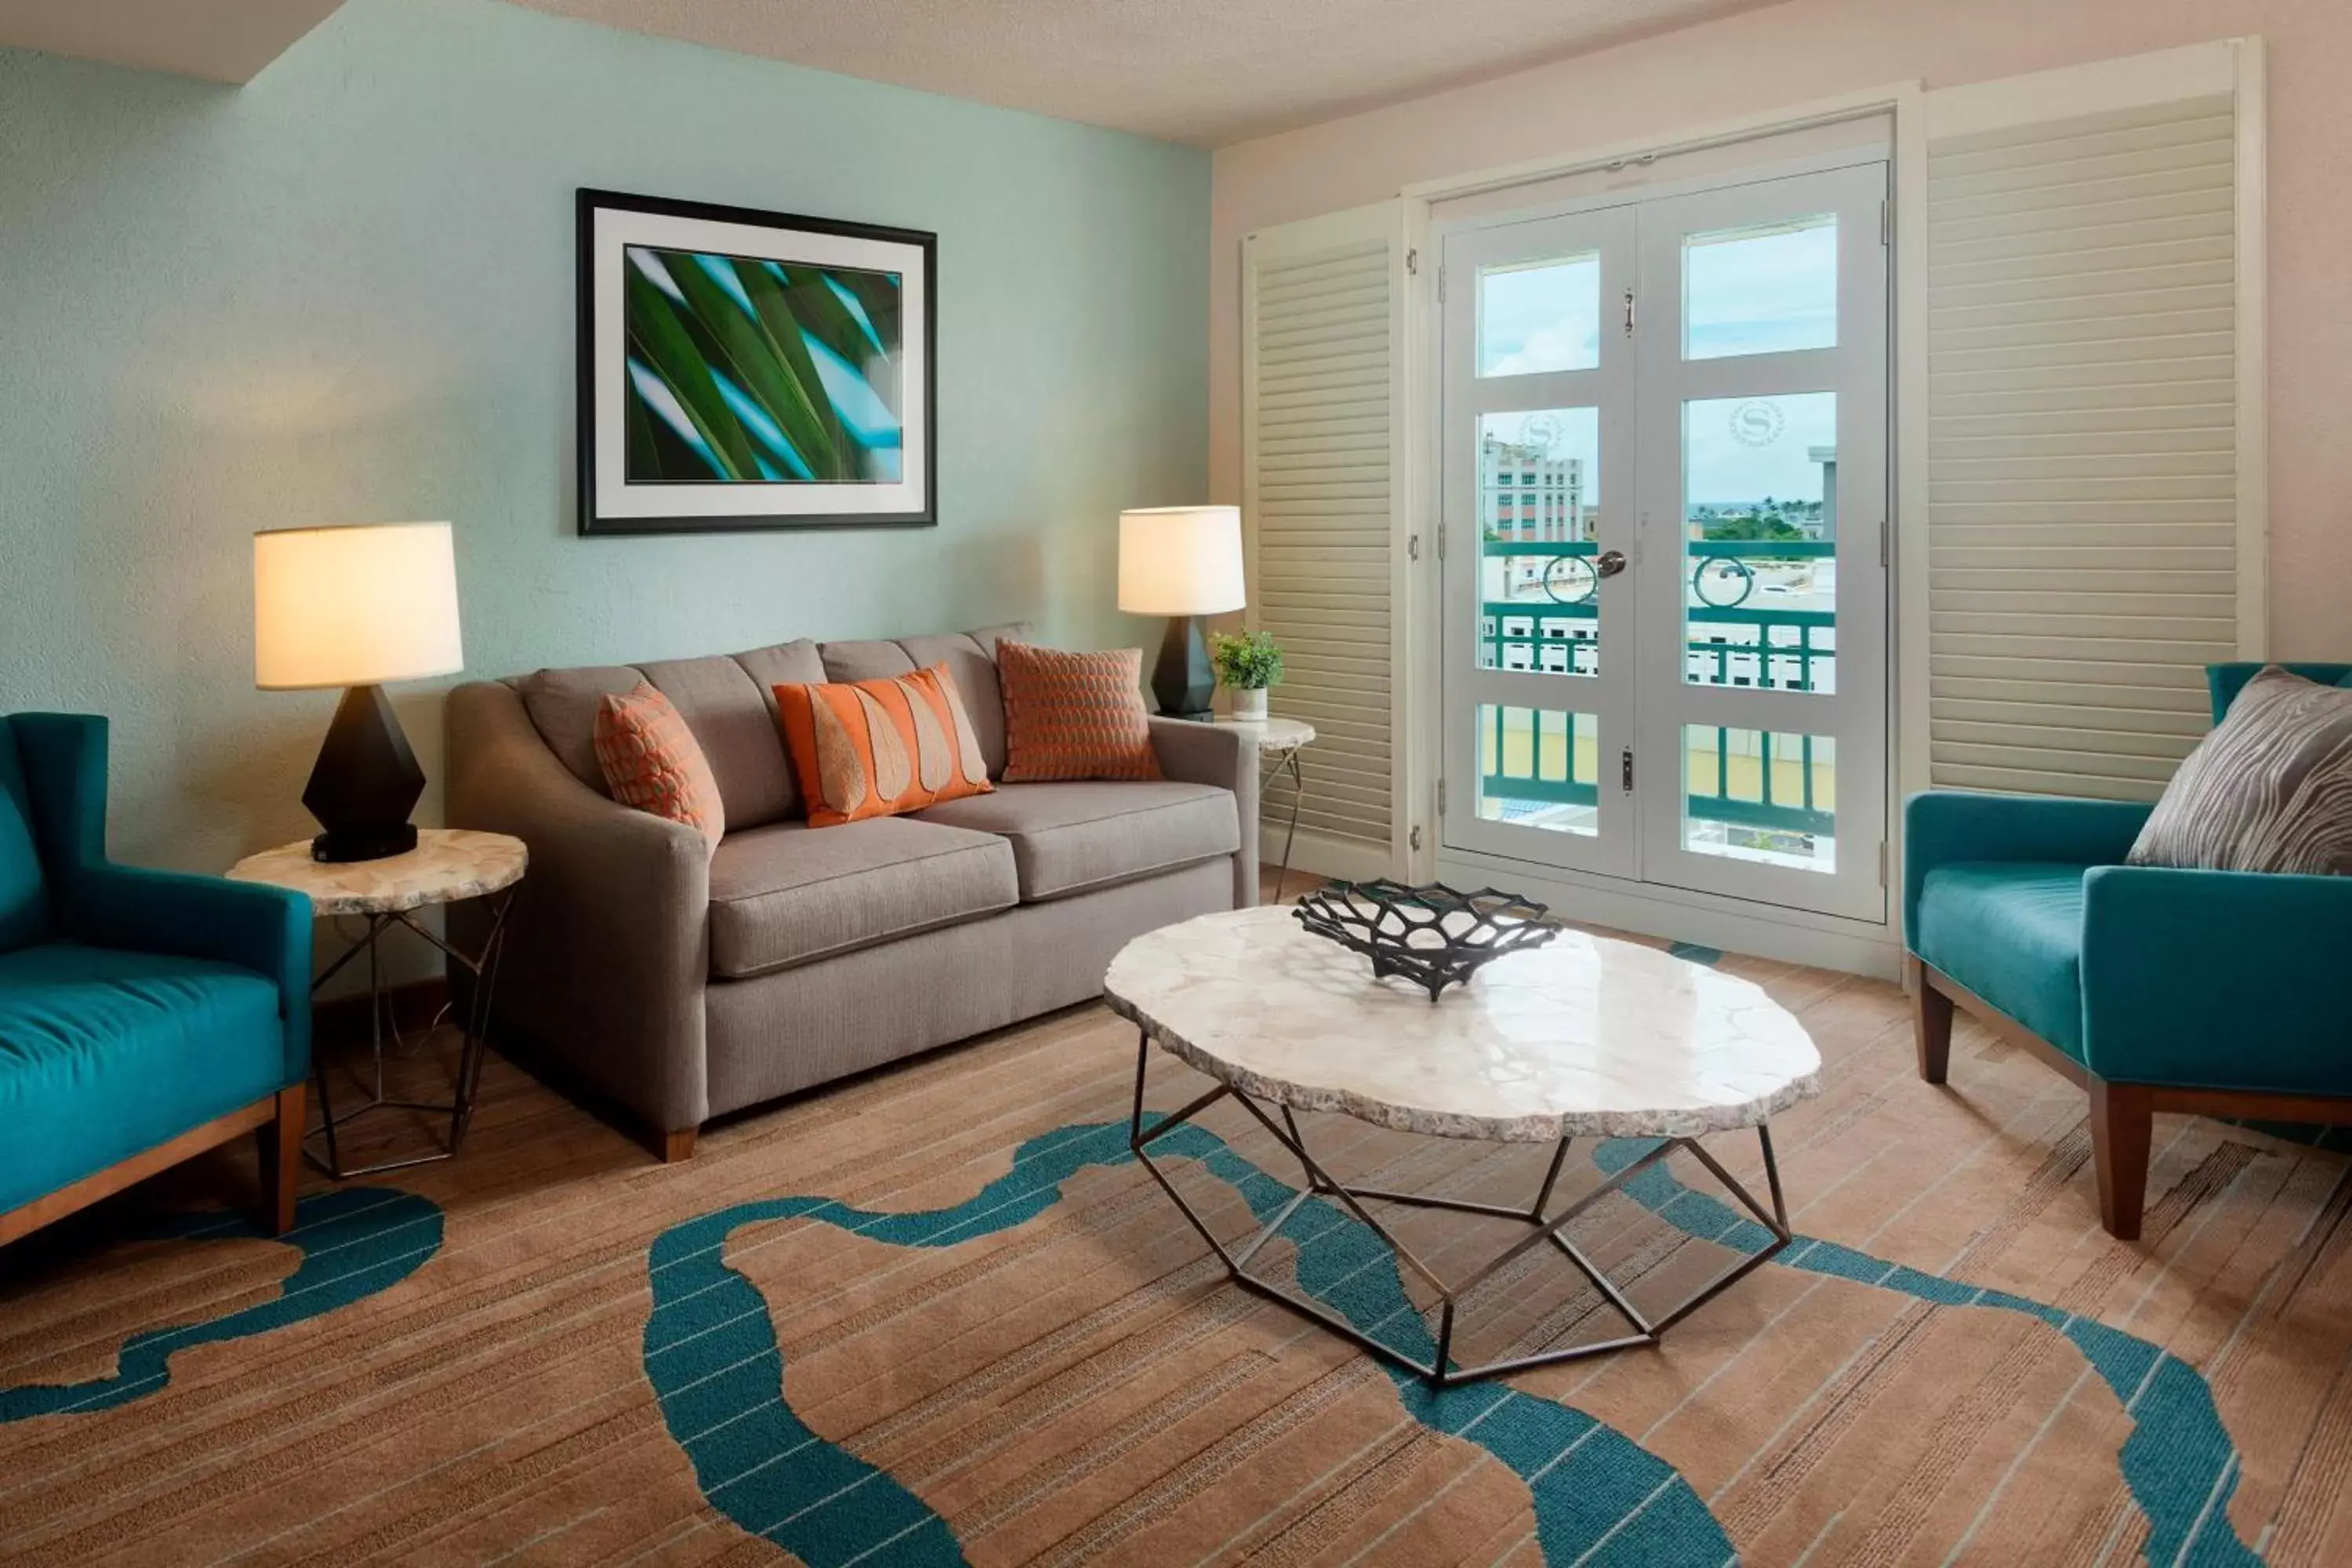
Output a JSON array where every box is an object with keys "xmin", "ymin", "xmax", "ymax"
[{"xmin": 3, "ymin": 934, "xmax": 2350, "ymax": 1566}]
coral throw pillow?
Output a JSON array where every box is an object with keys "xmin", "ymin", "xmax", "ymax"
[
  {"xmin": 773, "ymin": 662, "xmax": 994, "ymax": 827},
  {"xmin": 594, "ymin": 681, "xmax": 726, "ymax": 851},
  {"xmin": 996, "ymin": 642, "xmax": 1162, "ymax": 783}
]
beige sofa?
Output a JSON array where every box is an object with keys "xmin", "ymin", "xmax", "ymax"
[{"xmin": 443, "ymin": 623, "xmax": 1255, "ymax": 1158}]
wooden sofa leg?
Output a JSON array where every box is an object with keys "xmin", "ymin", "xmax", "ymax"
[
  {"xmin": 2088, "ymin": 1079, "xmax": 2153, "ymax": 1242},
  {"xmin": 257, "ymin": 1084, "xmax": 304, "ymax": 1237},
  {"xmin": 658, "ymin": 1127, "xmax": 698, "ymax": 1164},
  {"xmin": 1907, "ymin": 955, "xmax": 1954, "ymax": 1085}
]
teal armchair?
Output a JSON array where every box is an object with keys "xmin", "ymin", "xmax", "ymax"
[
  {"xmin": 0, "ymin": 714, "xmax": 312, "ymax": 1244},
  {"xmin": 1906, "ymin": 662, "xmax": 2352, "ymax": 1240}
]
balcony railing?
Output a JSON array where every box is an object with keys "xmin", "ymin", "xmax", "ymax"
[{"xmin": 1475, "ymin": 539, "xmax": 1836, "ymax": 844}]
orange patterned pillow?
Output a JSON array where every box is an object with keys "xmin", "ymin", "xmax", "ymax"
[
  {"xmin": 772, "ymin": 662, "xmax": 994, "ymax": 827},
  {"xmin": 593, "ymin": 681, "xmax": 725, "ymax": 850},
  {"xmin": 996, "ymin": 642, "xmax": 1163, "ymax": 783}
]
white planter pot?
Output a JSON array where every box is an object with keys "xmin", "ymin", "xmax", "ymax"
[{"xmin": 1231, "ymin": 688, "xmax": 1269, "ymax": 721}]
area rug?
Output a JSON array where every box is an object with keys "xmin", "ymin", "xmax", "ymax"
[{"xmin": 3, "ymin": 942, "xmax": 2350, "ymax": 1566}]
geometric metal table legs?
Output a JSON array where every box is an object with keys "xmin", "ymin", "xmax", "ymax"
[
  {"xmin": 1263, "ymin": 747, "xmax": 1305, "ymax": 903},
  {"xmin": 1129, "ymin": 1030, "xmax": 1792, "ymax": 1388},
  {"xmin": 307, "ymin": 887, "xmax": 515, "ymax": 1179}
]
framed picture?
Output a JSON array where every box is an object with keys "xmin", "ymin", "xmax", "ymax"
[{"xmin": 576, "ymin": 188, "xmax": 936, "ymax": 535}]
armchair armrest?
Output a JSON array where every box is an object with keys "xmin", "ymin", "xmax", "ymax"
[
  {"xmin": 2080, "ymin": 865, "xmax": 2352, "ymax": 1094},
  {"xmin": 1149, "ymin": 717, "xmax": 1259, "ymax": 909},
  {"xmin": 10, "ymin": 713, "xmax": 311, "ymax": 1082},
  {"xmin": 1904, "ymin": 790, "xmax": 2153, "ymax": 946},
  {"xmin": 74, "ymin": 866, "xmax": 312, "ymax": 1081},
  {"xmin": 443, "ymin": 681, "xmax": 712, "ymax": 1136}
]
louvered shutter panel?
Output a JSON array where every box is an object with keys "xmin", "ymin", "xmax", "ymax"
[
  {"xmin": 1242, "ymin": 207, "xmax": 1405, "ymax": 869},
  {"xmin": 1926, "ymin": 91, "xmax": 2247, "ymax": 800}
]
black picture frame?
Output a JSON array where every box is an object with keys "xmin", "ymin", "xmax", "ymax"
[{"xmin": 575, "ymin": 187, "xmax": 938, "ymax": 536}]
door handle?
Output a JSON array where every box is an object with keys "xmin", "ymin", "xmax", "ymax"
[{"xmin": 1595, "ymin": 550, "xmax": 1628, "ymax": 579}]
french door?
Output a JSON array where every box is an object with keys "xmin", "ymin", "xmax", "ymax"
[{"xmin": 1439, "ymin": 158, "xmax": 1889, "ymax": 922}]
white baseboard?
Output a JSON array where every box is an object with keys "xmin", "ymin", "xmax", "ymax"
[{"xmin": 1436, "ymin": 851, "xmax": 1901, "ymax": 979}]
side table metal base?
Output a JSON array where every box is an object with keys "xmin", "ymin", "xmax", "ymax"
[
  {"xmin": 1129, "ymin": 1031, "xmax": 1791, "ymax": 1388},
  {"xmin": 307, "ymin": 889, "xmax": 514, "ymax": 1180}
]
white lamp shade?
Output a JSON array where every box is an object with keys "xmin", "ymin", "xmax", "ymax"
[
  {"xmin": 254, "ymin": 521, "xmax": 464, "ymax": 691},
  {"xmin": 1117, "ymin": 506, "xmax": 1246, "ymax": 617}
]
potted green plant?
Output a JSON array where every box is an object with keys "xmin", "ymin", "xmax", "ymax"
[{"xmin": 1209, "ymin": 630, "xmax": 1284, "ymax": 720}]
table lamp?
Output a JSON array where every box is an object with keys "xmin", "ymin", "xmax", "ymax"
[
  {"xmin": 1118, "ymin": 505, "xmax": 1245, "ymax": 720},
  {"xmin": 254, "ymin": 521, "xmax": 464, "ymax": 862}
]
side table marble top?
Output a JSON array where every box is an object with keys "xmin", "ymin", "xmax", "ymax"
[
  {"xmin": 1214, "ymin": 716, "xmax": 1316, "ymax": 756},
  {"xmin": 227, "ymin": 828, "xmax": 528, "ymax": 916},
  {"xmin": 1105, "ymin": 904, "xmax": 1820, "ymax": 1142}
]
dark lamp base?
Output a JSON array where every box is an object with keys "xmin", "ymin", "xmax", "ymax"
[
  {"xmin": 302, "ymin": 684, "xmax": 426, "ymax": 865},
  {"xmin": 1151, "ymin": 615, "xmax": 1218, "ymax": 720},
  {"xmin": 310, "ymin": 822, "xmax": 419, "ymax": 864}
]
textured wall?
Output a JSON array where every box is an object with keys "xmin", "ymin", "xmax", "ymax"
[
  {"xmin": 1210, "ymin": 0, "xmax": 2352, "ymax": 661},
  {"xmin": 0, "ymin": 0, "xmax": 1210, "ymax": 874}
]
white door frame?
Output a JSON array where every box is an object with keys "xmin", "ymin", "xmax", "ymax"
[{"xmin": 1400, "ymin": 85, "xmax": 1927, "ymax": 978}]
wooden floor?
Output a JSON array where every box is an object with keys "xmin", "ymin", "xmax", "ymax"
[{"xmin": 2, "ymin": 895, "xmax": 2349, "ymax": 1565}]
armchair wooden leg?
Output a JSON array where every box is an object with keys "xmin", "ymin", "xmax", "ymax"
[
  {"xmin": 257, "ymin": 1083, "xmax": 304, "ymax": 1237},
  {"xmin": 2088, "ymin": 1079, "xmax": 2153, "ymax": 1242},
  {"xmin": 1907, "ymin": 954, "xmax": 1954, "ymax": 1085}
]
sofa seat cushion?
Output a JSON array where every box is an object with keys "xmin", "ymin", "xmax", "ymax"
[
  {"xmin": 916, "ymin": 782, "xmax": 1238, "ymax": 902},
  {"xmin": 706, "ymin": 818, "xmax": 1018, "ymax": 980},
  {"xmin": 1913, "ymin": 862, "xmax": 2089, "ymax": 1060},
  {"xmin": 0, "ymin": 942, "xmax": 286, "ymax": 1214}
]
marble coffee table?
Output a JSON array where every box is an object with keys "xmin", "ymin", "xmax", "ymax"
[{"xmin": 1105, "ymin": 904, "xmax": 1821, "ymax": 1386}]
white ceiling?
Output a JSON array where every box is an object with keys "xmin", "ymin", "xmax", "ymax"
[
  {"xmin": 500, "ymin": 0, "xmax": 1784, "ymax": 147},
  {"xmin": 0, "ymin": 0, "xmax": 341, "ymax": 82}
]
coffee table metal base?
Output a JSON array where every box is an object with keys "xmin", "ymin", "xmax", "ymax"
[{"xmin": 1129, "ymin": 1031, "xmax": 1793, "ymax": 1388}]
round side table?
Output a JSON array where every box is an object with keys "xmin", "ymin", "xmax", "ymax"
[
  {"xmin": 229, "ymin": 828, "xmax": 526, "ymax": 1179},
  {"xmin": 1214, "ymin": 717, "xmax": 1316, "ymax": 901}
]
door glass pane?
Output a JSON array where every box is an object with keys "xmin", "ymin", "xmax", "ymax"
[
  {"xmin": 1683, "ymin": 726, "xmax": 1835, "ymax": 872},
  {"xmin": 1478, "ymin": 254, "xmax": 1600, "ymax": 376},
  {"xmin": 1478, "ymin": 408, "xmax": 1600, "ymax": 676},
  {"xmin": 1480, "ymin": 705, "xmax": 1600, "ymax": 837},
  {"xmin": 1684, "ymin": 214, "xmax": 1837, "ymax": 360},
  {"xmin": 1682, "ymin": 393, "xmax": 1837, "ymax": 693}
]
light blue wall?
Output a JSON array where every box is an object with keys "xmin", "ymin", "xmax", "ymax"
[{"xmin": 0, "ymin": 0, "xmax": 1209, "ymax": 872}]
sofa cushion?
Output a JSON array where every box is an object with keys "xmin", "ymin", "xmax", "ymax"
[
  {"xmin": 0, "ymin": 943, "xmax": 285, "ymax": 1214},
  {"xmin": 819, "ymin": 640, "xmax": 917, "ymax": 684},
  {"xmin": 639, "ymin": 655, "xmax": 797, "ymax": 829},
  {"xmin": 1914, "ymin": 862, "xmax": 2089, "ymax": 1059},
  {"xmin": 516, "ymin": 665, "xmax": 644, "ymax": 794},
  {"xmin": 595, "ymin": 682, "xmax": 727, "ymax": 850},
  {"xmin": 706, "ymin": 817, "xmax": 1018, "ymax": 979},
  {"xmin": 0, "ymin": 726, "xmax": 48, "ymax": 953},
  {"xmin": 899, "ymin": 625, "xmax": 1030, "ymax": 780},
  {"xmin": 916, "ymin": 781, "xmax": 1237, "ymax": 902}
]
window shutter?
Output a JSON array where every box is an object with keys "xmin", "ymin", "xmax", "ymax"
[
  {"xmin": 1241, "ymin": 205, "xmax": 1407, "ymax": 871},
  {"xmin": 1924, "ymin": 52, "xmax": 2257, "ymax": 801}
]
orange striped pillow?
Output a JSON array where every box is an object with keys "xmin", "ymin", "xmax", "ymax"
[
  {"xmin": 772, "ymin": 662, "xmax": 994, "ymax": 827},
  {"xmin": 996, "ymin": 642, "xmax": 1163, "ymax": 782},
  {"xmin": 593, "ymin": 682, "xmax": 726, "ymax": 850}
]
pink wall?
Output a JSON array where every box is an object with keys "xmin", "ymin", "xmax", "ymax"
[{"xmin": 1209, "ymin": 0, "xmax": 2352, "ymax": 658}]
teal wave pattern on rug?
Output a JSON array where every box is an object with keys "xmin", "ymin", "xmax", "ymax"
[
  {"xmin": 0, "ymin": 1187, "xmax": 442, "ymax": 1423},
  {"xmin": 639, "ymin": 1115, "xmax": 2266, "ymax": 1564},
  {"xmin": 641, "ymin": 1118, "xmax": 1725, "ymax": 1566}
]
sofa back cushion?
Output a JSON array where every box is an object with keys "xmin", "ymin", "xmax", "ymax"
[
  {"xmin": 517, "ymin": 666, "xmax": 646, "ymax": 795},
  {"xmin": 638, "ymin": 655, "xmax": 797, "ymax": 829},
  {"xmin": 0, "ymin": 724, "xmax": 49, "ymax": 953}
]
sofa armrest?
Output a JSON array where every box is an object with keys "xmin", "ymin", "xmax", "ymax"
[
  {"xmin": 2080, "ymin": 865, "xmax": 2352, "ymax": 1095},
  {"xmin": 1904, "ymin": 790, "xmax": 2152, "ymax": 948},
  {"xmin": 444, "ymin": 681, "xmax": 713, "ymax": 1136},
  {"xmin": 1149, "ymin": 717, "xmax": 1258, "ymax": 909}
]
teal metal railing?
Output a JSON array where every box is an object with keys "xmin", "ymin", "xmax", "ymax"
[{"xmin": 1475, "ymin": 539, "xmax": 1836, "ymax": 840}]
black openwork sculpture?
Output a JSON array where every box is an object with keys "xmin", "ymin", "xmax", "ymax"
[{"xmin": 1292, "ymin": 879, "xmax": 1558, "ymax": 1001}]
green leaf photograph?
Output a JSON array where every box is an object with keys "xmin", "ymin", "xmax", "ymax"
[
  {"xmin": 623, "ymin": 246, "xmax": 904, "ymax": 486},
  {"xmin": 579, "ymin": 188, "xmax": 935, "ymax": 534}
]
